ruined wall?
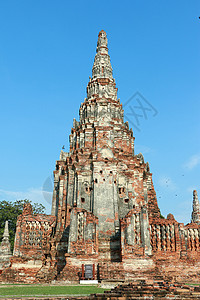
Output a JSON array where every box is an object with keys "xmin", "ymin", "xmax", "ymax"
[
  {"xmin": 0, "ymin": 204, "xmax": 56, "ymax": 283},
  {"xmin": 13, "ymin": 203, "xmax": 56, "ymax": 260}
]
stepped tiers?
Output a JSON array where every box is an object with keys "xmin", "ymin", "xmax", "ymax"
[{"xmin": 0, "ymin": 30, "xmax": 200, "ymax": 284}]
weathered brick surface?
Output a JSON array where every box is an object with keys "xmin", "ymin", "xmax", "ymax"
[
  {"xmin": 1, "ymin": 30, "xmax": 200, "ymax": 284},
  {"xmin": 0, "ymin": 204, "xmax": 56, "ymax": 283}
]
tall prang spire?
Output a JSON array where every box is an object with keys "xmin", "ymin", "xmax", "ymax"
[
  {"xmin": 65, "ymin": 30, "xmax": 130, "ymax": 157},
  {"xmin": 86, "ymin": 30, "xmax": 118, "ymax": 102},
  {"xmin": 92, "ymin": 30, "xmax": 113, "ymax": 80},
  {"xmin": 191, "ymin": 190, "xmax": 200, "ymax": 224}
]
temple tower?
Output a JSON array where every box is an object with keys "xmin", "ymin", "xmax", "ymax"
[
  {"xmin": 2, "ymin": 30, "xmax": 200, "ymax": 285},
  {"xmin": 50, "ymin": 31, "xmax": 160, "ymax": 271},
  {"xmin": 191, "ymin": 190, "xmax": 200, "ymax": 224},
  {"xmin": 0, "ymin": 221, "xmax": 12, "ymax": 270}
]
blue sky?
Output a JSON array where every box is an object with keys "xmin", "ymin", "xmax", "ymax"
[{"xmin": 0, "ymin": 1, "xmax": 199, "ymax": 223}]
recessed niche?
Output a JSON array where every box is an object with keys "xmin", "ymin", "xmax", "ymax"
[
  {"xmin": 119, "ymin": 187, "xmax": 125, "ymax": 194},
  {"xmin": 124, "ymin": 199, "xmax": 129, "ymax": 203},
  {"xmin": 100, "ymin": 170, "xmax": 103, "ymax": 174},
  {"xmin": 81, "ymin": 198, "xmax": 85, "ymax": 203}
]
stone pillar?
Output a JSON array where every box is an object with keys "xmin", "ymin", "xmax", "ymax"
[
  {"xmin": 140, "ymin": 207, "xmax": 152, "ymax": 255},
  {"xmin": 51, "ymin": 171, "xmax": 59, "ymax": 216},
  {"xmin": 0, "ymin": 221, "xmax": 12, "ymax": 269},
  {"xmin": 191, "ymin": 190, "xmax": 200, "ymax": 224}
]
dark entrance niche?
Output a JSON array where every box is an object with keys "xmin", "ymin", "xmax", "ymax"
[
  {"xmin": 81, "ymin": 264, "xmax": 95, "ymax": 280},
  {"xmin": 124, "ymin": 198, "xmax": 129, "ymax": 203},
  {"xmin": 119, "ymin": 187, "xmax": 125, "ymax": 194},
  {"xmin": 81, "ymin": 197, "xmax": 85, "ymax": 203}
]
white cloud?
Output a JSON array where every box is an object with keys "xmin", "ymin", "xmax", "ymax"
[
  {"xmin": 183, "ymin": 154, "xmax": 200, "ymax": 170},
  {"xmin": 0, "ymin": 187, "xmax": 52, "ymax": 214}
]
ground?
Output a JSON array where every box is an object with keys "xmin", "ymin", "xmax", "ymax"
[{"xmin": 0, "ymin": 284, "xmax": 109, "ymax": 297}]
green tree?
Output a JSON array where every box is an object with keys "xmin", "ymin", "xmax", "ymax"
[{"xmin": 0, "ymin": 199, "xmax": 45, "ymax": 252}]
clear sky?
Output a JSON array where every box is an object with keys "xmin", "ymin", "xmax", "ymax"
[{"xmin": 0, "ymin": 0, "xmax": 199, "ymax": 223}]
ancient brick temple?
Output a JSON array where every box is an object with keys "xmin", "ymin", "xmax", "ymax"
[{"xmin": 1, "ymin": 30, "xmax": 200, "ymax": 283}]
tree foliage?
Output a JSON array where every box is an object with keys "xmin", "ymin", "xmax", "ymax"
[{"xmin": 0, "ymin": 199, "xmax": 46, "ymax": 252}]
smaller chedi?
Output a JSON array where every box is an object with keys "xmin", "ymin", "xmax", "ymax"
[
  {"xmin": 0, "ymin": 221, "xmax": 12, "ymax": 271},
  {"xmin": 191, "ymin": 190, "xmax": 200, "ymax": 225}
]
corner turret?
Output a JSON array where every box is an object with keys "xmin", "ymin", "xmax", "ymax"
[
  {"xmin": 191, "ymin": 190, "xmax": 200, "ymax": 224},
  {"xmin": 0, "ymin": 221, "xmax": 12, "ymax": 270}
]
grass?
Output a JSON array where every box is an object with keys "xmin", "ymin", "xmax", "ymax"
[{"xmin": 0, "ymin": 285, "xmax": 109, "ymax": 297}]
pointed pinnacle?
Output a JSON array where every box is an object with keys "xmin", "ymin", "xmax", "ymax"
[
  {"xmin": 98, "ymin": 29, "xmax": 107, "ymax": 37},
  {"xmin": 91, "ymin": 31, "xmax": 113, "ymax": 82},
  {"xmin": 97, "ymin": 30, "xmax": 108, "ymax": 53},
  {"xmin": 3, "ymin": 221, "xmax": 9, "ymax": 238},
  {"xmin": 191, "ymin": 190, "xmax": 200, "ymax": 224},
  {"xmin": 193, "ymin": 189, "xmax": 198, "ymax": 198},
  {"xmin": 193, "ymin": 190, "xmax": 199, "ymax": 205}
]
